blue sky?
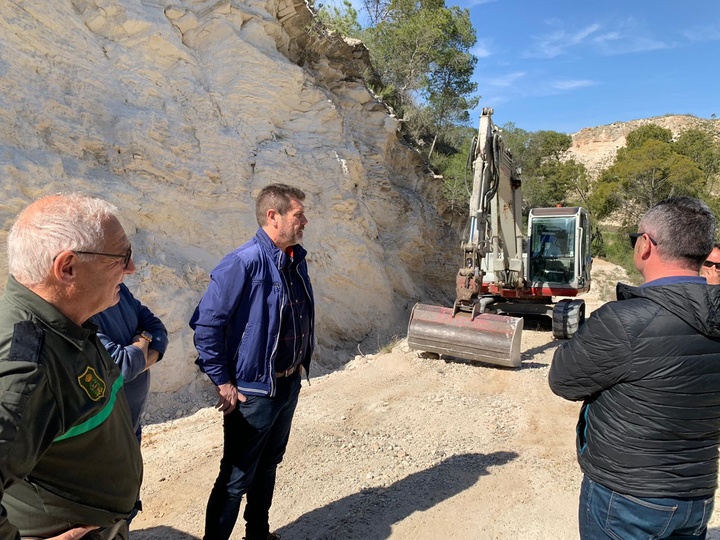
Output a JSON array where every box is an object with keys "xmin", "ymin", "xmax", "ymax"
[{"xmin": 328, "ymin": 0, "xmax": 720, "ymax": 133}]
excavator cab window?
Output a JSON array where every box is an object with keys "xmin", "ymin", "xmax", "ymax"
[{"xmin": 529, "ymin": 217, "xmax": 576, "ymax": 285}]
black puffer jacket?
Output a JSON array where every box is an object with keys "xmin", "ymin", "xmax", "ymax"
[{"xmin": 549, "ymin": 280, "xmax": 720, "ymax": 498}]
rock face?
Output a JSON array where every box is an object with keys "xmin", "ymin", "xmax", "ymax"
[
  {"xmin": 0, "ymin": 0, "xmax": 459, "ymax": 397},
  {"xmin": 568, "ymin": 114, "xmax": 720, "ymax": 178}
]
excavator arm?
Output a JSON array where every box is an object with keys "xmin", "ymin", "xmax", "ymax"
[{"xmin": 456, "ymin": 108, "xmax": 524, "ymax": 312}]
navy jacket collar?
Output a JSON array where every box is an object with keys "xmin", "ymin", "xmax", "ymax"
[{"xmin": 255, "ymin": 227, "xmax": 307, "ymax": 269}]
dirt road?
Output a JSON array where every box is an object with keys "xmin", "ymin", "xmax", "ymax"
[{"xmin": 130, "ymin": 260, "xmax": 720, "ymax": 539}]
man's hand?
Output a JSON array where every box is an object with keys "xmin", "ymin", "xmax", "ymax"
[
  {"xmin": 215, "ymin": 383, "xmax": 246, "ymax": 415},
  {"xmin": 132, "ymin": 336, "xmax": 150, "ymax": 356},
  {"xmin": 132, "ymin": 335, "xmax": 160, "ymax": 371},
  {"xmin": 24, "ymin": 525, "xmax": 100, "ymax": 539},
  {"xmin": 145, "ymin": 349, "xmax": 161, "ymax": 370}
]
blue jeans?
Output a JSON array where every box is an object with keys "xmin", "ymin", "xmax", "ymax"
[
  {"xmin": 579, "ymin": 476, "xmax": 715, "ymax": 540},
  {"xmin": 204, "ymin": 372, "xmax": 301, "ymax": 540}
]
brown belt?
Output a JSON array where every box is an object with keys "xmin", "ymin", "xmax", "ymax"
[{"xmin": 276, "ymin": 365, "xmax": 299, "ymax": 378}]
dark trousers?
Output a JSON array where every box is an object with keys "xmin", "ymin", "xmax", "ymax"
[
  {"xmin": 204, "ymin": 372, "xmax": 301, "ymax": 540},
  {"xmin": 579, "ymin": 476, "xmax": 715, "ymax": 540}
]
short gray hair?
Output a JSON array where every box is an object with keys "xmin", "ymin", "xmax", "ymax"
[
  {"xmin": 8, "ymin": 194, "xmax": 118, "ymax": 286},
  {"xmin": 640, "ymin": 196, "xmax": 716, "ymax": 270}
]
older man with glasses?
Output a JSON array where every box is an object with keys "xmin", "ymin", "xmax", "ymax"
[
  {"xmin": 550, "ymin": 196, "xmax": 720, "ymax": 540},
  {"xmin": 700, "ymin": 242, "xmax": 720, "ymax": 285},
  {"xmin": 0, "ymin": 194, "xmax": 142, "ymax": 539}
]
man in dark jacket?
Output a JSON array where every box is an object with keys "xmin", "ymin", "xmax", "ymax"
[
  {"xmin": 190, "ymin": 183, "xmax": 314, "ymax": 540},
  {"xmin": 549, "ymin": 196, "xmax": 720, "ymax": 540}
]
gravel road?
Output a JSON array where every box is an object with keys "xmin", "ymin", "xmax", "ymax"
[{"xmin": 130, "ymin": 260, "xmax": 720, "ymax": 539}]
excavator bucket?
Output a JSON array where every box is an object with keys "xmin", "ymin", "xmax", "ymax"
[{"xmin": 407, "ymin": 303, "xmax": 523, "ymax": 368}]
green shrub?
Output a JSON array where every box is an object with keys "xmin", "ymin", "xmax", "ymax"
[{"xmin": 600, "ymin": 230, "xmax": 642, "ymax": 285}]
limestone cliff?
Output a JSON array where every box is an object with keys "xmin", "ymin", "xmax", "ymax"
[
  {"xmin": 0, "ymin": 0, "xmax": 459, "ymax": 397},
  {"xmin": 568, "ymin": 114, "xmax": 720, "ymax": 178}
]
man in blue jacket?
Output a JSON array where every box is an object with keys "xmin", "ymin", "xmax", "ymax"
[
  {"xmin": 93, "ymin": 283, "xmax": 168, "ymax": 525},
  {"xmin": 190, "ymin": 183, "xmax": 314, "ymax": 540},
  {"xmin": 93, "ymin": 284, "xmax": 168, "ymax": 442},
  {"xmin": 550, "ymin": 197, "xmax": 720, "ymax": 539}
]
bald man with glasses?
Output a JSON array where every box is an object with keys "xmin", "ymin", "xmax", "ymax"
[{"xmin": 700, "ymin": 242, "xmax": 720, "ymax": 285}]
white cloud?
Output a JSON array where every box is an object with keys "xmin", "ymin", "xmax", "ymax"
[
  {"xmin": 474, "ymin": 74, "xmax": 597, "ymax": 111},
  {"xmin": 593, "ymin": 31, "xmax": 620, "ymax": 44},
  {"xmin": 471, "ymin": 95, "xmax": 510, "ymax": 114},
  {"xmin": 592, "ymin": 22, "xmax": 671, "ymax": 55},
  {"xmin": 526, "ymin": 31, "xmax": 566, "ymax": 59},
  {"xmin": 484, "ymin": 71, "xmax": 526, "ymax": 88},
  {"xmin": 471, "ymin": 40, "xmax": 492, "ymax": 58},
  {"xmin": 524, "ymin": 23, "xmax": 601, "ymax": 59},
  {"xmin": 571, "ymin": 23, "xmax": 601, "ymax": 43},
  {"xmin": 524, "ymin": 18, "xmax": 673, "ymax": 59},
  {"xmin": 551, "ymin": 79, "xmax": 596, "ymax": 91},
  {"xmin": 464, "ymin": 0, "xmax": 498, "ymax": 7},
  {"xmin": 682, "ymin": 24, "xmax": 720, "ymax": 42}
]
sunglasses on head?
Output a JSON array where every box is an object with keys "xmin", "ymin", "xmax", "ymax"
[
  {"xmin": 628, "ymin": 232, "xmax": 658, "ymax": 249},
  {"xmin": 703, "ymin": 260, "xmax": 720, "ymax": 270}
]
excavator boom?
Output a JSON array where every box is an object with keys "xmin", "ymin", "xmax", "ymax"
[{"xmin": 408, "ymin": 107, "xmax": 525, "ymax": 367}]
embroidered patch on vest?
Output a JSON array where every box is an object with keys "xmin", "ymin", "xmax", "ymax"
[{"xmin": 77, "ymin": 366, "xmax": 106, "ymax": 401}]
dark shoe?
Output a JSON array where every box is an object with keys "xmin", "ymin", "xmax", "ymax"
[{"xmin": 242, "ymin": 534, "xmax": 280, "ymax": 540}]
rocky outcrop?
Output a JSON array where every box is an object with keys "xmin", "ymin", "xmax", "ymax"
[
  {"xmin": 568, "ymin": 114, "xmax": 720, "ymax": 178},
  {"xmin": 0, "ymin": 0, "xmax": 459, "ymax": 400}
]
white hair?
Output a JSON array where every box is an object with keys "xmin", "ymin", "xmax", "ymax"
[{"xmin": 8, "ymin": 194, "xmax": 118, "ymax": 286}]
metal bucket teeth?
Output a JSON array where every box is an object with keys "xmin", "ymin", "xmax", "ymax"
[{"xmin": 407, "ymin": 303, "xmax": 523, "ymax": 368}]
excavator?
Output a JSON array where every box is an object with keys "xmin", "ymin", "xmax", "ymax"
[{"xmin": 407, "ymin": 108, "xmax": 592, "ymax": 368}]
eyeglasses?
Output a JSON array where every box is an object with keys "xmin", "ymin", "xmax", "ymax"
[
  {"xmin": 629, "ymin": 232, "xmax": 658, "ymax": 249},
  {"xmin": 73, "ymin": 247, "xmax": 133, "ymax": 269},
  {"xmin": 703, "ymin": 260, "xmax": 720, "ymax": 270}
]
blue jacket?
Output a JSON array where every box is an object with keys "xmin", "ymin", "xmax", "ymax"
[
  {"xmin": 190, "ymin": 228, "xmax": 315, "ymax": 397},
  {"xmin": 91, "ymin": 284, "xmax": 168, "ymax": 438}
]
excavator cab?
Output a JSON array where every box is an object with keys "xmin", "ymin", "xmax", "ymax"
[{"xmin": 527, "ymin": 207, "xmax": 591, "ymax": 295}]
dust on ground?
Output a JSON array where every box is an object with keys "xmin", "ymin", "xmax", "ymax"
[{"xmin": 130, "ymin": 259, "xmax": 720, "ymax": 539}]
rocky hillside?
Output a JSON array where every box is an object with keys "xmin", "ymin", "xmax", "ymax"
[
  {"xmin": 0, "ymin": 0, "xmax": 459, "ymax": 397},
  {"xmin": 568, "ymin": 114, "xmax": 720, "ymax": 178}
]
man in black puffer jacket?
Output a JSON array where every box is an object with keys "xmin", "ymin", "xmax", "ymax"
[{"xmin": 550, "ymin": 196, "xmax": 720, "ymax": 540}]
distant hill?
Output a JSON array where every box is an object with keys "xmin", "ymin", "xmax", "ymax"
[{"xmin": 567, "ymin": 114, "xmax": 720, "ymax": 178}]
